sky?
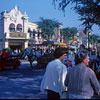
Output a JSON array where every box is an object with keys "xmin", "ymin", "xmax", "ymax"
[{"xmin": 0, "ymin": 0, "xmax": 100, "ymax": 36}]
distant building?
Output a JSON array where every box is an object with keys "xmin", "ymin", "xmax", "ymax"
[
  {"xmin": 0, "ymin": 6, "xmax": 63, "ymax": 51},
  {"xmin": 70, "ymin": 29, "xmax": 90, "ymax": 51},
  {"xmin": 52, "ymin": 24, "xmax": 64, "ymax": 43},
  {"xmin": 78, "ymin": 30, "xmax": 88, "ymax": 48},
  {"xmin": 0, "ymin": 6, "xmax": 42, "ymax": 51},
  {"xmin": 78, "ymin": 29, "xmax": 93, "ymax": 48}
]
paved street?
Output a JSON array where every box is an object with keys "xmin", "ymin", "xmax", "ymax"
[{"xmin": 0, "ymin": 60, "xmax": 47, "ymax": 99}]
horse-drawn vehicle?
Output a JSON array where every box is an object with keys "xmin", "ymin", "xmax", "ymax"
[
  {"xmin": 36, "ymin": 53, "xmax": 54, "ymax": 68},
  {"xmin": 22, "ymin": 48, "xmax": 54, "ymax": 69},
  {"xmin": 0, "ymin": 54, "xmax": 21, "ymax": 71}
]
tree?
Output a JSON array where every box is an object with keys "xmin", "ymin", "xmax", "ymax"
[
  {"xmin": 53, "ymin": 0, "xmax": 100, "ymax": 29},
  {"xmin": 60, "ymin": 27, "xmax": 78, "ymax": 43},
  {"xmin": 37, "ymin": 17, "xmax": 60, "ymax": 40},
  {"xmin": 89, "ymin": 34, "xmax": 100, "ymax": 46}
]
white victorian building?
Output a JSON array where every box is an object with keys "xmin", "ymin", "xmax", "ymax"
[{"xmin": 0, "ymin": 6, "xmax": 43, "ymax": 51}]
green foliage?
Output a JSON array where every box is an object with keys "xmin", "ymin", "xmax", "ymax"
[
  {"xmin": 60, "ymin": 27, "xmax": 78, "ymax": 42},
  {"xmin": 89, "ymin": 34, "xmax": 100, "ymax": 45},
  {"xmin": 37, "ymin": 17, "xmax": 60, "ymax": 40},
  {"xmin": 53, "ymin": 0, "xmax": 100, "ymax": 28}
]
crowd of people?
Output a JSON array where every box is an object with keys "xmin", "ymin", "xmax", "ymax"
[
  {"xmin": 40, "ymin": 45, "xmax": 100, "ymax": 99},
  {"xmin": 0, "ymin": 48, "xmax": 21, "ymax": 57},
  {"xmin": 0, "ymin": 45, "xmax": 100, "ymax": 99},
  {"xmin": 0, "ymin": 48, "xmax": 21, "ymax": 71}
]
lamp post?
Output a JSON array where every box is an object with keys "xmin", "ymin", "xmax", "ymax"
[
  {"xmin": 87, "ymin": 31, "xmax": 92, "ymax": 49},
  {"xmin": 88, "ymin": 31, "xmax": 89, "ymax": 49},
  {"xmin": 77, "ymin": 32, "xmax": 79, "ymax": 49}
]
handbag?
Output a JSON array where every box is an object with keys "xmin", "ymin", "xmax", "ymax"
[{"xmin": 60, "ymin": 91, "xmax": 69, "ymax": 99}]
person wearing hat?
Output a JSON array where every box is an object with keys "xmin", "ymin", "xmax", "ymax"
[{"xmin": 40, "ymin": 47, "xmax": 68, "ymax": 99}]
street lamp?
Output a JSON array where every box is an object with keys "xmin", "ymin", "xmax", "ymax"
[
  {"xmin": 88, "ymin": 31, "xmax": 92, "ymax": 49},
  {"xmin": 77, "ymin": 32, "xmax": 79, "ymax": 49}
]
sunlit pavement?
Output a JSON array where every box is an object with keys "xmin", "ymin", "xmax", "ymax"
[{"xmin": 0, "ymin": 60, "xmax": 47, "ymax": 99}]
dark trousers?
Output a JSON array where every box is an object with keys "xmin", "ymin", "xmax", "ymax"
[{"xmin": 47, "ymin": 90, "xmax": 60, "ymax": 99}]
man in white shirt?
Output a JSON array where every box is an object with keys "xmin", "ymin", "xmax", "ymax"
[{"xmin": 40, "ymin": 47, "xmax": 68, "ymax": 99}]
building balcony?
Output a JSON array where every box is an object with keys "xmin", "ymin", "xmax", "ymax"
[
  {"xmin": 5, "ymin": 32, "xmax": 29, "ymax": 39},
  {"xmin": 10, "ymin": 32, "xmax": 26, "ymax": 38}
]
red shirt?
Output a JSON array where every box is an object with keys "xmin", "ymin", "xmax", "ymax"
[{"xmin": 2, "ymin": 51, "xmax": 8, "ymax": 59}]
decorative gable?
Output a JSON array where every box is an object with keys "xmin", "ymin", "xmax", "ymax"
[{"xmin": 9, "ymin": 6, "xmax": 23, "ymax": 22}]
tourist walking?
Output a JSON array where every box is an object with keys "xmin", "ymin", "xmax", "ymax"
[
  {"xmin": 40, "ymin": 47, "xmax": 68, "ymax": 99},
  {"xmin": 64, "ymin": 50, "xmax": 100, "ymax": 99}
]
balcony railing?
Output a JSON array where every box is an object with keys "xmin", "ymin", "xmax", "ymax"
[{"xmin": 9, "ymin": 32, "xmax": 27, "ymax": 38}]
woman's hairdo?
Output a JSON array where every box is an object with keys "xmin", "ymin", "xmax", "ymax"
[
  {"xmin": 53, "ymin": 47, "xmax": 68, "ymax": 58},
  {"xmin": 75, "ymin": 50, "xmax": 89, "ymax": 65}
]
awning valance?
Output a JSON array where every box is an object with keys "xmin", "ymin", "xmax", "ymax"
[
  {"xmin": 58, "ymin": 43, "xmax": 68, "ymax": 47},
  {"xmin": 42, "ymin": 41, "xmax": 58, "ymax": 46}
]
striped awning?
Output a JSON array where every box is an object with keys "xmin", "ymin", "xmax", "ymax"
[{"xmin": 58, "ymin": 43, "xmax": 68, "ymax": 47}]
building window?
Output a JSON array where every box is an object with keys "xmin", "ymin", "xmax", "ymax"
[
  {"xmin": 16, "ymin": 24, "xmax": 22, "ymax": 32},
  {"xmin": 9, "ymin": 23, "xmax": 15, "ymax": 32},
  {"xmin": 33, "ymin": 34, "xmax": 35, "ymax": 39},
  {"xmin": 28, "ymin": 28, "xmax": 31, "ymax": 33},
  {"xmin": 33, "ymin": 30, "xmax": 36, "ymax": 39},
  {"xmin": 38, "ymin": 34, "xmax": 40, "ymax": 39},
  {"xmin": 28, "ymin": 28, "xmax": 32, "ymax": 38}
]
